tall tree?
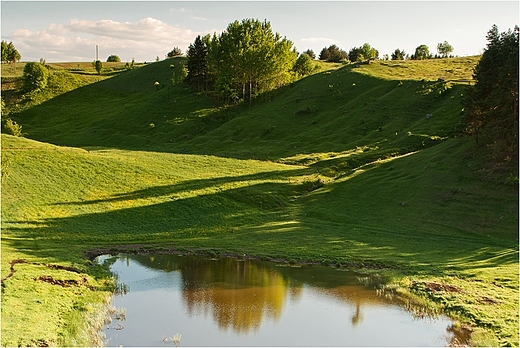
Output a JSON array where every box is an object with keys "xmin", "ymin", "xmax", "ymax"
[
  {"xmin": 437, "ymin": 41, "xmax": 454, "ymax": 57},
  {"xmin": 186, "ymin": 35, "xmax": 209, "ymax": 92},
  {"xmin": 463, "ymin": 24, "xmax": 519, "ymax": 162},
  {"xmin": 207, "ymin": 19, "xmax": 297, "ymax": 105}
]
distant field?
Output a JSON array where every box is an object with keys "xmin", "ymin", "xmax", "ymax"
[{"xmin": 2, "ymin": 56, "xmax": 518, "ymax": 347}]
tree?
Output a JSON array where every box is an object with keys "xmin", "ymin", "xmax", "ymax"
[
  {"xmin": 206, "ymin": 18, "xmax": 297, "ymax": 105},
  {"xmin": 1, "ymin": 41, "xmax": 8, "ymax": 63},
  {"xmin": 22, "ymin": 62, "xmax": 49, "ymax": 93},
  {"xmin": 437, "ymin": 41, "xmax": 454, "ymax": 58},
  {"xmin": 106, "ymin": 55, "xmax": 121, "ymax": 62},
  {"xmin": 348, "ymin": 47, "xmax": 361, "ymax": 62},
  {"xmin": 293, "ymin": 53, "xmax": 315, "ymax": 76},
  {"xmin": 1, "ymin": 41, "xmax": 21, "ymax": 73},
  {"xmin": 358, "ymin": 43, "xmax": 378, "ymax": 61},
  {"xmin": 303, "ymin": 49, "xmax": 316, "ymax": 60},
  {"xmin": 186, "ymin": 35, "xmax": 209, "ymax": 92},
  {"xmin": 391, "ymin": 48, "xmax": 406, "ymax": 60},
  {"xmin": 319, "ymin": 47, "xmax": 330, "ymax": 61},
  {"xmin": 92, "ymin": 60, "xmax": 103, "ymax": 75},
  {"xmin": 171, "ymin": 60, "xmax": 187, "ymax": 85},
  {"xmin": 319, "ymin": 44, "xmax": 348, "ymax": 62},
  {"xmin": 167, "ymin": 47, "xmax": 183, "ymax": 58},
  {"xmin": 463, "ymin": 24, "xmax": 519, "ymax": 162},
  {"xmin": 413, "ymin": 44, "xmax": 430, "ymax": 60}
]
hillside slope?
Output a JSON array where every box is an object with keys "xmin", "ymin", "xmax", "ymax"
[{"xmin": 3, "ymin": 56, "xmax": 518, "ymax": 346}]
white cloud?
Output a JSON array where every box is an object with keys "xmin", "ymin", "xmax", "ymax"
[{"xmin": 10, "ymin": 17, "xmax": 200, "ymax": 62}]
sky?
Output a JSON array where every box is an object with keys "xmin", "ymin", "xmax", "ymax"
[{"xmin": 1, "ymin": 1, "xmax": 519, "ymax": 63}]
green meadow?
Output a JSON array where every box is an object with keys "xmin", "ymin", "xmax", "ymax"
[{"xmin": 1, "ymin": 57, "xmax": 518, "ymax": 346}]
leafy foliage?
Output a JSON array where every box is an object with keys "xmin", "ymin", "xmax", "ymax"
[
  {"xmin": 107, "ymin": 55, "xmax": 121, "ymax": 62},
  {"xmin": 1, "ymin": 40, "xmax": 21, "ymax": 73},
  {"xmin": 167, "ymin": 47, "xmax": 183, "ymax": 58},
  {"xmin": 186, "ymin": 35, "xmax": 209, "ymax": 92},
  {"xmin": 463, "ymin": 24, "xmax": 519, "ymax": 163},
  {"xmin": 320, "ymin": 44, "xmax": 348, "ymax": 62},
  {"xmin": 391, "ymin": 48, "xmax": 406, "ymax": 60},
  {"xmin": 412, "ymin": 44, "xmax": 431, "ymax": 60},
  {"xmin": 292, "ymin": 53, "xmax": 316, "ymax": 76},
  {"xmin": 203, "ymin": 19, "xmax": 297, "ymax": 104},
  {"xmin": 303, "ymin": 49, "xmax": 316, "ymax": 60},
  {"xmin": 22, "ymin": 62, "xmax": 49, "ymax": 93},
  {"xmin": 437, "ymin": 41, "xmax": 454, "ymax": 58},
  {"xmin": 92, "ymin": 60, "xmax": 103, "ymax": 75}
]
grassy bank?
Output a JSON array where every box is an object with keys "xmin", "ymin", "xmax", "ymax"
[{"xmin": 2, "ymin": 57, "xmax": 518, "ymax": 346}]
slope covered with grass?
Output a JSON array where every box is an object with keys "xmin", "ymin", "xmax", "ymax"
[{"xmin": 2, "ymin": 56, "xmax": 518, "ymax": 346}]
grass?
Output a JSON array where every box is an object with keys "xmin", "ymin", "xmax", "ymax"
[{"xmin": 2, "ymin": 56, "xmax": 518, "ymax": 346}]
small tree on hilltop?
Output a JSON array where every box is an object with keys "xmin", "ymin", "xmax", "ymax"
[
  {"xmin": 437, "ymin": 41, "xmax": 454, "ymax": 58},
  {"xmin": 167, "ymin": 47, "xmax": 183, "ymax": 58},
  {"xmin": 413, "ymin": 44, "xmax": 430, "ymax": 60},
  {"xmin": 359, "ymin": 43, "xmax": 378, "ymax": 62},
  {"xmin": 107, "ymin": 55, "xmax": 121, "ymax": 62},
  {"xmin": 320, "ymin": 44, "xmax": 347, "ymax": 62},
  {"xmin": 22, "ymin": 62, "xmax": 49, "ymax": 93},
  {"xmin": 391, "ymin": 48, "xmax": 406, "ymax": 60}
]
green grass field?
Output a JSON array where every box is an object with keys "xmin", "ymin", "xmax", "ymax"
[{"xmin": 1, "ymin": 57, "xmax": 518, "ymax": 346}]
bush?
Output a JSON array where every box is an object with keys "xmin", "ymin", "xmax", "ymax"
[
  {"xmin": 22, "ymin": 62, "xmax": 48, "ymax": 93},
  {"xmin": 2, "ymin": 118, "xmax": 22, "ymax": 136},
  {"xmin": 107, "ymin": 55, "xmax": 121, "ymax": 62}
]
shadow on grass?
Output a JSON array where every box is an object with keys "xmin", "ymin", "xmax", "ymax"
[{"xmin": 3, "ymin": 176, "xmax": 517, "ymax": 277}]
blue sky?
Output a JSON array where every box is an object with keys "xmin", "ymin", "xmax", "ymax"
[{"xmin": 1, "ymin": 1, "xmax": 518, "ymax": 62}]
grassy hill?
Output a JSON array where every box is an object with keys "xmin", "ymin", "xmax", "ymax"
[{"xmin": 2, "ymin": 56, "xmax": 518, "ymax": 346}]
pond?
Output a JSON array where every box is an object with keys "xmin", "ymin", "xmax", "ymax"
[{"xmin": 99, "ymin": 254, "xmax": 464, "ymax": 347}]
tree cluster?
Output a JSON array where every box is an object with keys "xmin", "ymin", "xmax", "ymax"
[
  {"xmin": 186, "ymin": 19, "xmax": 298, "ymax": 104},
  {"xmin": 1, "ymin": 41, "xmax": 21, "ymax": 72},
  {"xmin": 463, "ymin": 24, "xmax": 519, "ymax": 163},
  {"xmin": 319, "ymin": 45, "xmax": 348, "ymax": 62},
  {"xmin": 348, "ymin": 43, "xmax": 379, "ymax": 62}
]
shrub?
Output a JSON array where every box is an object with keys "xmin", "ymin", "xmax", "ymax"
[
  {"xmin": 22, "ymin": 62, "xmax": 49, "ymax": 93},
  {"xmin": 2, "ymin": 118, "xmax": 22, "ymax": 136},
  {"xmin": 107, "ymin": 55, "xmax": 121, "ymax": 62}
]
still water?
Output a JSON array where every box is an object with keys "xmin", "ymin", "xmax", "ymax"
[{"xmin": 100, "ymin": 254, "xmax": 461, "ymax": 347}]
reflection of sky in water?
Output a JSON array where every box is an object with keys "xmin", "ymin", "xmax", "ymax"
[{"xmin": 103, "ymin": 255, "xmax": 456, "ymax": 347}]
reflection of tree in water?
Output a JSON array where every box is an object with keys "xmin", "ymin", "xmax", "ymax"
[
  {"xmin": 351, "ymin": 302, "xmax": 363, "ymax": 326},
  {"xmin": 181, "ymin": 259, "xmax": 288, "ymax": 333},
  {"xmin": 125, "ymin": 254, "xmax": 386, "ymax": 334}
]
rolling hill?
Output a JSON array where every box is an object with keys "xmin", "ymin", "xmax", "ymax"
[{"xmin": 2, "ymin": 56, "xmax": 518, "ymax": 346}]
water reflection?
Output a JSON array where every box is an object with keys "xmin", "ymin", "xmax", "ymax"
[{"xmin": 102, "ymin": 254, "xmax": 461, "ymax": 346}]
